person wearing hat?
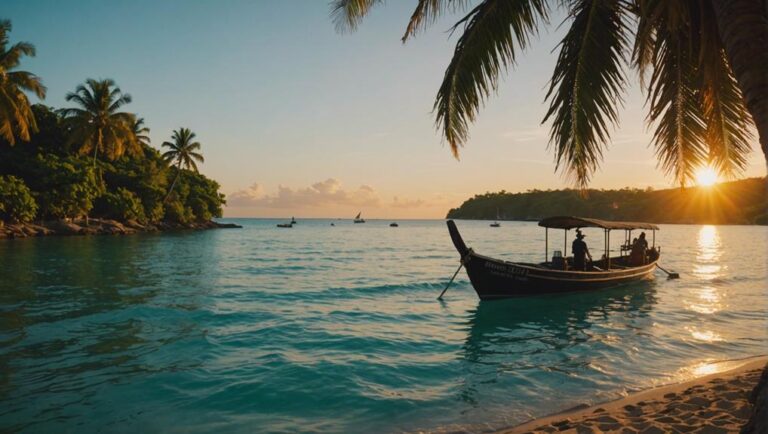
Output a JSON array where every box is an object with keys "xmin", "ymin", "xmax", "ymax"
[{"xmin": 572, "ymin": 229, "xmax": 592, "ymax": 271}]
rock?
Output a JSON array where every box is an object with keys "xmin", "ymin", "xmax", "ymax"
[
  {"xmin": 32, "ymin": 224, "xmax": 52, "ymax": 236},
  {"xmin": 46, "ymin": 220, "xmax": 85, "ymax": 235},
  {"xmin": 214, "ymin": 222, "xmax": 242, "ymax": 228},
  {"xmin": 99, "ymin": 219, "xmax": 134, "ymax": 235},
  {"xmin": 123, "ymin": 219, "xmax": 145, "ymax": 230}
]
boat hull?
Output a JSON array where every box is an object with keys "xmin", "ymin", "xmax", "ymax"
[
  {"xmin": 463, "ymin": 252, "xmax": 656, "ymax": 299},
  {"xmin": 446, "ymin": 220, "xmax": 657, "ymax": 300}
]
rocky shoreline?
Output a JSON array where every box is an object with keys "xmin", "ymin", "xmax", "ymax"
[{"xmin": 0, "ymin": 218, "xmax": 241, "ymax": 239}]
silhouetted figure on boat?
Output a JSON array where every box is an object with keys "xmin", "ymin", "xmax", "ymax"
[
  {"xmin": 630, "ymin": 232, "xmax": 649, "ymax": 265},
  {"xmin": 572, "ymin": 230, "xmax": 592, "ymax": 271}
]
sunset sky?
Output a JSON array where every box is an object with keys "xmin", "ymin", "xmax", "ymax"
[{"xmin": 6, "ymin": 1, "xmax": 766, "ymax": 218}]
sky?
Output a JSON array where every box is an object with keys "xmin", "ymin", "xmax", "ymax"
[{"xmin": 5, "ymin": 1, "xmax": 766, "ymax": 218}]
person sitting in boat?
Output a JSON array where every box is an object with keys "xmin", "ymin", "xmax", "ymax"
[{"xmin": 572, "ymin": 230, "xmax": 592, "ymax": 271}]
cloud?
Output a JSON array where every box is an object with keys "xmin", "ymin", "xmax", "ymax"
[
  {"xmin": 502, "ymin": 128, "xmax": 547, "ymax": 143},
  {"xmin": 227, "ymin": 178, "xmax": 381, "ymax": 208},
  {"xmin": 228, "ymin": 183, "xmax": 265, "ymax": 206},
  {"xmin": 390, "ymin": 196, "xmax": 426, "ymax": 208}
]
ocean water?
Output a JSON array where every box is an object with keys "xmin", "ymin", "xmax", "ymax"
[{"xmin": 0, "ymin": 219, "xmax": 766, "ymax": 433}]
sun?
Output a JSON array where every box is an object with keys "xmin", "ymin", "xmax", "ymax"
[{"xmin": 695, "ymin": 166, "xmax": 719, "ymax": 187}]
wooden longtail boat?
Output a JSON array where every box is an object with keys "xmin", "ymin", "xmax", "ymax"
[{"xmin": 446, "ymin": 217, "xmax": 661, "ymax": 300}]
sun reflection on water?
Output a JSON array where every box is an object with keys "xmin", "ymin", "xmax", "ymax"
[
  {"xmin": 686, "ymin": 328, "xmax": 724, "ymax": 342},
  {"xmin": 686, "ymin": 226, "xmax": 725, "ymax": 314}
]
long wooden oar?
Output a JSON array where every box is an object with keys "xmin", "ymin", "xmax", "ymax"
[
  {"xmin": 657, "ymin": 264, "xmax": 680, "ymax": 279},
  {"xmin": 438, "ymin": 263, "xmax": 463, "ymax": 300}
]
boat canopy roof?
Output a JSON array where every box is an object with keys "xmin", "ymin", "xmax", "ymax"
[{"xmin": 538, "ymin": 216, "xmax": 660, "ymax": 230}]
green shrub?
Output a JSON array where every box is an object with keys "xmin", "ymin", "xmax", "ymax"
[
  {"xmin": 163, "ymin": 200, "xmax": 193, "ymax": 224},
  {"xmin": 96, "ymin": 188, "xmax": 146, "ymax": 222},
  {"xmin": 0, "ymin": 175, "xmax": 38, "ymax": 223}
]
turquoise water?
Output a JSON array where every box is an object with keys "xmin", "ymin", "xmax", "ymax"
[{"xmin": 0, "ymin": 219, "xmax": 766, "ymax": 433}]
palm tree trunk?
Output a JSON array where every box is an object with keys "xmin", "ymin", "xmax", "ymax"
[
  {"xmin": 710, "ymin": 0, "xmax": 768, "ymax": 166},
  {"xmin": 163, "ymin": 163, "xmax": 182, "ymax": 203}
]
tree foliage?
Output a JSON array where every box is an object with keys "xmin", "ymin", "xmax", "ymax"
[
  {"xmin": 0, "ymin": 20, "xmax": 46, "ymax": 145},
  {"xmin": 0, "ymin": 175, "xmax": 37, "ymax": 222},
  {"xmin": 0, "ymin": 104, "xmax": 225, "ymax": 224},
  {"xmin": 446, "ymin": 177, "xmax": 767, "ymax": 224}
]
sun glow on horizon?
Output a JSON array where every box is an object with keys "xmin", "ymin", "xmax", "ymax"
[{"xmin": 695, "ymin": 166, "xmax": 719, "ymax": 187}]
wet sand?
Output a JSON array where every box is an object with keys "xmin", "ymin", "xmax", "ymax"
[{"xmin": 500, "ymin": 356, "xmax": 767, "ymax": 434}]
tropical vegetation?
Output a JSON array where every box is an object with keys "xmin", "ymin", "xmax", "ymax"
[
  {"xmin": 446, "ymin": 177, "xmax": 768, "ymax": 224},
  {"xmin": 162, "ymin": 127, "xmax": 205, "ymax": 202},
  {"xmin": 0, "ymin": 20, "xmax": 225, "ymax": 226},
  {"xmin": 0, "ymin": 19, "xmax": 46, "ymax": 145},
  {"xmin": 333, "ymin": 0, "xmax": 768, "ymax": 188}
]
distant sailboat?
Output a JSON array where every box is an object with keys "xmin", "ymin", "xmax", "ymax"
[
  {"xmin": 354, "ymin": 212, "xmax": 366, "ymax": 223},
  {"xmin": 290, "ymin": 216, "xmax": 297, "ymax": 224},
  {"xmin": 490, "ymin": 208, "xmax": 501, "ymax": 227}
]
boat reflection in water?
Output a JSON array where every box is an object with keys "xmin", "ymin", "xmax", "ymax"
[{"xmin": 455, "ymin": 283, "xmax": 658, "ymax": 422}]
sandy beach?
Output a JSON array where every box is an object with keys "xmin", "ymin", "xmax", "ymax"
[{"xmin": 500, "ymin": 356, "xmax": 767, "ymax": 434}]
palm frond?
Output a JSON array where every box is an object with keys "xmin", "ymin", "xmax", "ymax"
[
  {"xmin": 330, "ymin": 0, "xmax": 383, "ymax": 32},
  {"xmin": 7, "ymin": 70, "xmax": 46, "ymax": 99},
  {"xmin": 435, "ymin": 0, "xmax": 549, "ymax": 158},
  {"xmin": 639, "ymin": 0, "xmax": 707, "ymax": 186},
  {"xmin": 402, "ymin": 0, "xmax": 469, "ymax": 42},
  {"xmin": 543, "ymin": 0, "xmax": 630, "ymax": 188},
  {"xmin": 696, "ymin": 1, "xmax": 753, "ymax": 178}
]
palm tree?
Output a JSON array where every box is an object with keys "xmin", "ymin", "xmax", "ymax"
[
  {"xmin": 332, "ymin": 0, "xmax": 767, "ymax": 188},
  {"xmin": 0, "ymin": 19, "xmax": 46, "ymax": 145},
  {"xmin": 131, "ymin": 117, "xmax": 151, "ymax": 150},
  {"xmin": 161, "ymin": 128, "xmax": 204, "ymax": 201},
  {"xmin": 61, "ymin": 79, "xmax": 139, "ymax": 166}
]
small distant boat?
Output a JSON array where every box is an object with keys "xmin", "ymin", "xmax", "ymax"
[
  {"xmin": 277, "ymin": 222, "xmax": 293, "ymax": 228},
  {"xmin": 354, "ymin": 212, "xmax": 366, "ymax": 223},
  {"xmin": 330, "ymin": 223, "xmax": 335, "ymax": 226},
  {"xmin": 490, "ymin": 208, "xmax": 501, "ymax": 227},
  {"xmin": 290, "ymin": 216, "xmax": 297, "ymax": 224},
  {"xmin": 390, "ymin": 222, "xmax": 398, "ymax": 227}
]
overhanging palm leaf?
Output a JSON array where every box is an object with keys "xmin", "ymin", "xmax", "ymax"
[
  {"xmin": 330, "ymin": 0, "xmax": 384, "ymax": 32},
  {"xmin": 335, "ymin": 0, "xmax": 761, "ymax": 188},
  {"xmin": 696, "ymin": 1, "xmax": 752, "ymax": 179},
  {"xmin": 436, "ymin": 0, "xmax": 549, "ymax": 157},
  {"xmin": 402, "ymin": 0, "xmax": 470, "ymax": 42},
  {"xmin": 0, "ymin": 19, "xmax": 46, "ymax": 145},
  {"xmin": 636, "ymin": 0, "xmax": 706, "ymax": 187},
  {"xmin": 543, "ymin": 0, "xmax": 629, "ymax": 188}
]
